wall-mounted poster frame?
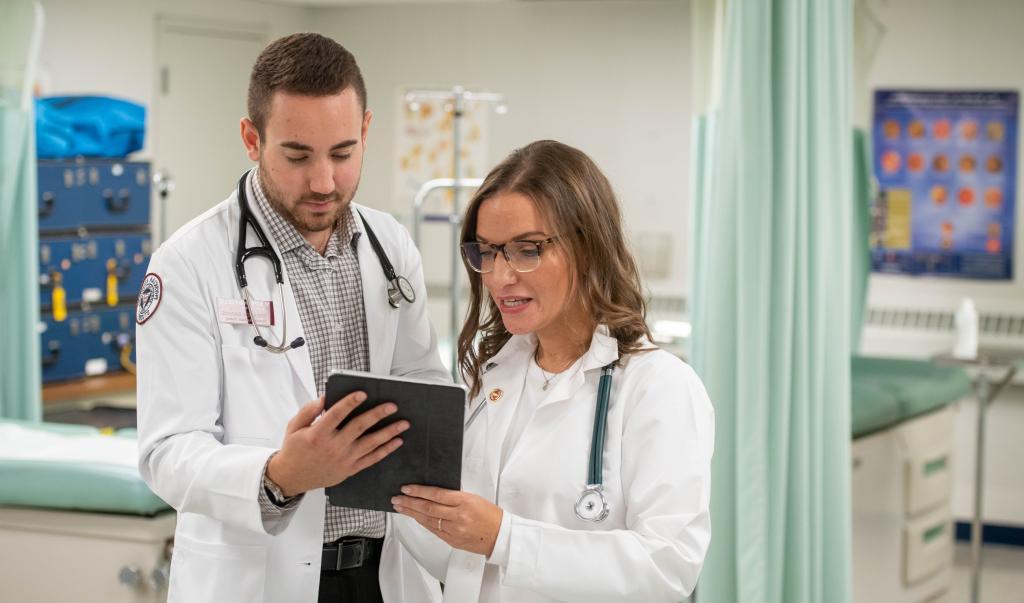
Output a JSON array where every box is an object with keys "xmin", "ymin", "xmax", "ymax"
[{"xmin": 871, "ymin": 89, "xmax": 1018, "ymax": 280}]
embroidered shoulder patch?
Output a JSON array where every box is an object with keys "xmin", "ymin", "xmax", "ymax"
[{"xmin": 136, "ymin": 273, "xmax": 163, "ymax": 325}]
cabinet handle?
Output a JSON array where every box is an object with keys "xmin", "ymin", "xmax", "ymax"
[
  {"xmin": 41, "ymin": 341, "xmax": 61, "ymax": 367},
  {"xmin": 39, "ymin": 192, "xmax": 55, "ymax": 218},
  {"xmin": 104, "ymin": 188, "xmax": 132, "ymax": 213}
]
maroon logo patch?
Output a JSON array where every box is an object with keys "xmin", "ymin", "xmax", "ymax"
[{"xmin": 136, "ymin": 273, "xmax": 163, "ymax": 324}]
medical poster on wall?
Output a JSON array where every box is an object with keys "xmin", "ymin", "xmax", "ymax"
[
  {"xmin": 871, "ymin": 89, "xmax": 1018, "ymax": 279},
  {"xmin": 394, "ymin": 94, "xmax": 490, "ymax": 213}
]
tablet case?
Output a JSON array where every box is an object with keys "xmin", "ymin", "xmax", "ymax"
[{"xmin": 325, "ymin": 370, "xmax": 465, "ymax": 512}]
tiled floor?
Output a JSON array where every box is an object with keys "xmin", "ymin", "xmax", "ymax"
[{"xmin": 950, "ymin": 542, "xmax": 1024, "ymax": 603}]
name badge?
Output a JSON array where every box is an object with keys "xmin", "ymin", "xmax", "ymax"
[{"xmin": 217, "ymin": 298, "xmax": 275, "ymax": 326}]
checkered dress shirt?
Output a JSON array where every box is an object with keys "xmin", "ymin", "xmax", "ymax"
[{"xmin": 251, "ymin": 170, "xmax": 385, "ymax": 541}]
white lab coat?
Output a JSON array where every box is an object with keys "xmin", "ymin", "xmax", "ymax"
[
  {"xmin": 136, "ymin": 176, "xmax": 447, "ymax": 603},
  {"xmin": 395, "ymin": 327, "xmax": 715, "ymax": 602}
]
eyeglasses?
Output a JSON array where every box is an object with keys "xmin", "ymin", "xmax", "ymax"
[{"xmin": 460, "ymin": 237, "xmax": 560, "ymax": 273}]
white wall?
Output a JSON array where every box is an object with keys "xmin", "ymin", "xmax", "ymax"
[
  {"xmin": 315, "ymin": 0, "xmax": 692, "ymax": 297},
  {"xmin": 31, "ymin": 0, "xmax": 691, "ymax": 297},
  {"xmin": 863, "ymin": 0, "xmax": 1024, "ymax": 316},
  {"xmin": 860, "ymin": 0, "xmax": 1024, "ymax": 527},
  {"xmin": 36, "ymin": 0, "xmax": 310, "ymax": 154}
]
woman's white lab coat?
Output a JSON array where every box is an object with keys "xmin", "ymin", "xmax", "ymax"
[
  {"xmin": 395, "ymin": 327, "xmax": 715, "ymax": 602},
  {"xmin": 136, "ymin": 176, "xmax": 447, "ymax": 603}
]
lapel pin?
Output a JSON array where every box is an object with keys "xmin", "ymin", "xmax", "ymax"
[{"xmin": 488, "ymin": 388, "xmax": 503, "ymax": 402}]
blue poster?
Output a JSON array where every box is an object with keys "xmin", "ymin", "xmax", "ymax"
[{"xmin": 871, "ymin": 90, "xmax": 1018, "ymax": 279}]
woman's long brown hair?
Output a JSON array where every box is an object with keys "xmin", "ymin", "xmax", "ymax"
[{"xmin": 457, "ymin": 140, "xmax": 652, "ymax": 397}]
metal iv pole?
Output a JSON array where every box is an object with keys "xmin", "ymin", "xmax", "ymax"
[{"xmin": 404, "ymin": 87, "xmax": 506, "ymax": 381}]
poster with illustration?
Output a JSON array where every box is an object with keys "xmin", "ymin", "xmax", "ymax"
[
  {"xmin": 394, "ymin": 94, "xmax": 490, "ymax": 214},
  {"xmin": 871, "ymin": 90, "xmax": 1018, "ymax": 279}
]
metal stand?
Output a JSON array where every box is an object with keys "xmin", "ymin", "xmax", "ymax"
[
  {"xmin": 152, "ymin": 169, "xmax": 174, "ymax": 245},
  {"xmin": 411, "ymin": 177, "xmax": 483, "ymax": 380},
  {"xmin": 934, "ymin": 350, "xmax": 1019, "ymax": 603},
  {"xmin": 403, "ymin": 87, "xmax": 506, "ymax": 381}
]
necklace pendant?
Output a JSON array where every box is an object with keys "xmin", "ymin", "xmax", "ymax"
[{"xmin": 542, "ymin": 381, "xmax": 550, "ymax": 391}]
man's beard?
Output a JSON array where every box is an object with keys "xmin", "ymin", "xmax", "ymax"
[{"xmin": 257, "ymin": 161, "xmax": 356, "ymax": 233}]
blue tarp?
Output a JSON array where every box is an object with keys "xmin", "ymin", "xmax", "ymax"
[{"xmin": 36, "ymin": 95, "xmax": 145, "ymax": 158}]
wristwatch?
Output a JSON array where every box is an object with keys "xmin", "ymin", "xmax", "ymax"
[{"xmin": 262, "ymin": 453, "xmax": 297, "ymax": 507}]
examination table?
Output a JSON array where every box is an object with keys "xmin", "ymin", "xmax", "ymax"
[{"xmin": 0, "ymin": 420, "xmax": 173, "ymax": 603}]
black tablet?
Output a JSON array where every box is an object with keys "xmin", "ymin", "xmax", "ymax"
[{"xmin": 324, "ymin": 369, "xmax": 466, "ymax": 513}]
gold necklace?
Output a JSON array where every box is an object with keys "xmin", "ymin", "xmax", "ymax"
[
  {"xmin": 538, "ymin": 363, "xmax": 556, "ymax": 391},
  {"xmin": 534, "ymin": 348, "xmax": 574, "ymax": 391}
]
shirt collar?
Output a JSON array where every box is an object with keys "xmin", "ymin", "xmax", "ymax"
[
  {"xmin": 488, "ymin": 324, "xmax": 621, "ymax": 372},
  {"xmin": 250, "ymin": 168, "xmax": 360, "ymax": 255}
]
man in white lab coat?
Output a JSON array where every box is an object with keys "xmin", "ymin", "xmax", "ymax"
[{"xmin": 136, "ymin": 33, "xmax": 447, "ymax": 603}]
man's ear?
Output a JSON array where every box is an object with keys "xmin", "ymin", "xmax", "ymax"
[
  {"xmin": 240, "ymin": 118, "xmax": 261, "ymax": 162},
  {"xmin": 361, "ymin": 110, "xmax": 373, "ymax": 149}
]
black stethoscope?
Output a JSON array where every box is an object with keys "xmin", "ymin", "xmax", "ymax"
[
  {"xmin": 464, "ymin": 359, "xmax": 617, "ymax": 522},
  {"xmin": 234, "ymin": 170, "xmax": 416, "ymax": 354}
]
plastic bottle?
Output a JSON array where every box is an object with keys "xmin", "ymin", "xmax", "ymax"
[{"xmin": 953, "ymin": 297, "xmax": 978, "ymax": 360}]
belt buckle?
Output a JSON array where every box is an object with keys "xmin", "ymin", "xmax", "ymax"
[{"xmin": 337, "ymin": 539, "xmax": 366, "ymax": 571}]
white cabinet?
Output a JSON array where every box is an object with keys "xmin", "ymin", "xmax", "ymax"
[{"xmin": 853, "ymin": 405, "xmax": 957, "ymax": 603}]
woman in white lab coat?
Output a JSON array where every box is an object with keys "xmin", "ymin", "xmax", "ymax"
[{"xmin": 392, "ymin": 140, "xmax": 715, "ymax": 602}]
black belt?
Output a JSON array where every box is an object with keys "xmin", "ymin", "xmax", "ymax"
[{"xmin": 321, "ymin": 537, "xmax": 382, "ymax": 572}]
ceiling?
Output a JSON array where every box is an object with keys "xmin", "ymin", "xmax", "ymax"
[{"xmin": 249, "ymin": 0, "xmax": 598, "ymax": 6}]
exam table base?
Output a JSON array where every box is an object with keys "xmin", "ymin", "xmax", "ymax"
[{"xmin": 0, "ymin": 506, "xmax": 174, "ymax": 603}]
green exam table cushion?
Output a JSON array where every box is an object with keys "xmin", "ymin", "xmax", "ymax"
[
  {"xmin": 0, "ymin": 420, "xmax": 171, "ymax": 516},
  {"xmin": 851, "ymin": 355, "xmax": 972, "ymax": 439}
]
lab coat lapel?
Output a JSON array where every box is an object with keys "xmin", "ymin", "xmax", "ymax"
[
  {"xmin": 535, "ymin": 326, "xmax": 620, "ymax": 411},
  {"xmin": 500, "ymin": 327, "xmax": 620, "ymax": 471},
  {"xmin": 352, "ymin": 205, "xmax": 397, "ymax": 374},
  {"xmin": 242, "ymin": 174, "xmax": 317, "ymax": 404},
  {"xmin": 475, "ymin": 335, "xmax": 534, "ymax": 485},
  {"xmin": 280, "ymin": 280, "xmax": 316, "ymax": 402}
]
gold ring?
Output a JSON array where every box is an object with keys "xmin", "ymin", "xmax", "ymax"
[{"xmin": 437, "ymin": 518, "xmax": 443, "ymax": 532}]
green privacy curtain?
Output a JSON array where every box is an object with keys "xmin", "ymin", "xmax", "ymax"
[
  {"xmin": 851, "ymin": 129, "xmax": 871, "ymax": 349},
  {"xmin": 1, "ymin": 0, "xmax": 43, "ymax": 422},
  {"xmin": 690, "ymin": 0, "xmax": 853, "ymax": 601},
  {"xmin": 0, "ymin": 101, "xmax": 42, "ymax": 422}
]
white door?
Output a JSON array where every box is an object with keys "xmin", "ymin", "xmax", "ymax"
[{"xmin": 154, "ymin": 18, "xmax": 266, "ymax": 242}]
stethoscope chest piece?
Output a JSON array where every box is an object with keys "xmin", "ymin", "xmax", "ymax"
[
  {"xmin": 387, "ymin": 276, "xmax": 416, "ymax": 308},
  {"xmin": 574, "ymin": 485, "xmax": 609, "ymax": 522}
]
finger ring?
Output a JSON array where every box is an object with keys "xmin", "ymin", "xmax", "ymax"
[{"xmin": 437, "ymin": 518, "xmax": 443, "ymax": 532}]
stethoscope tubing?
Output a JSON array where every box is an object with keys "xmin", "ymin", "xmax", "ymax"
[
  {"xmin": 233, "ymin": 169, "xmax": 413, "ymax": 353},
  {"xmin": 588, "ymin": 364, "xmax": 615, "ymax": 486},
  {"xmin": 463, "ymin": 360, "xmax": 617, "ymax": 490}
]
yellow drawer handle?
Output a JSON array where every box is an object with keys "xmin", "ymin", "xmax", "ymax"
[
  {"xmin": 52, "ymin": 272, "xmax": 67, "ymax": 322},
  {"xmin": 106, "ymin": 259, "xmax": 119, "ymax": 307}
]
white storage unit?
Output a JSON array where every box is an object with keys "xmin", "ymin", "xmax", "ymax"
[{"xmin": 852, "ymin": 405, "xmax": 957, "ymax": 603}]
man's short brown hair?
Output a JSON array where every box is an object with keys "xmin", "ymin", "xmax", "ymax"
[{"xmin": 247, "ymin": 33, "xmax": 367, "ymax": 137}]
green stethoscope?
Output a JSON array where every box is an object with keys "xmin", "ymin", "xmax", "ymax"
[{"xmin": 464, "ymin": 360, "xmax": 617, "ymax": 522}]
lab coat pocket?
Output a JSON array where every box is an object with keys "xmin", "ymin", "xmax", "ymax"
[
  {"xmin": 461, "ymin": 456, "xmax": 491, "ymax": 495},
  {"xmin": 220, "ymin": 343, "xmax": 295, "ymax": 443},
  {"xmin": 168, "ymin": 533, "xmax": 267, "ymax": 602}
]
